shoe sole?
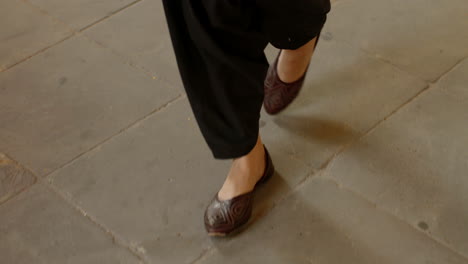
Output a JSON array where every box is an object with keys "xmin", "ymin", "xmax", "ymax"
[{"xmin": 207, "ymin": 219, "xmax": 250, "ymax": 237}]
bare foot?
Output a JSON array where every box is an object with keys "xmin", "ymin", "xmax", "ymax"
[
  {"xmin": 218, "ymin": 136, "xmax": 266, "ymax": 201},
  {"xmin": 277, "ymin": 36, "xmax": 318, "ymax": 83}
]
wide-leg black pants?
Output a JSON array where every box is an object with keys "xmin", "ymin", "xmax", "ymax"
[{"xmin": 163, "ymin": 0, "xmax": 331, "ymax": 159}]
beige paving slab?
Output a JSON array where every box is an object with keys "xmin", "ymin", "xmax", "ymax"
[
  {"xmin": 26, "ymin": 0, "xmax": 137, "ymax": 31},
  {"xmin": 325, "ymin": 0, "xmax": 468, "ymax": 81},
  {"xmin": 49, "ymin": 98, "xmax": 310, "ymax": 264},
  {"xmin": 0, "ymin": 183, "xmax": 141, "ymax": 264},
  {"xmin": 0, "ymin": 0, "xmax": 72, "ymax": 71},
  {"xmin": 324, "ymin": 58, "xmax": 468, "ymax": 256},
  {"xmin": 0, "ymin": 153, "xmax": 36, "ymax": 204},
  {"xmin": 83, "ymin": 0, "xmax": 182, "ymax": 87},
  {"xmin": 261, "ymin": 38, "xmax": 427, "ymax": 172},
  {"xmin": 0, "ymin": 35, "xmax": 180, "ymax": 176},
  {"xmin": 199, "ymin": 177, "xmax": 468, "ymax": 264}
]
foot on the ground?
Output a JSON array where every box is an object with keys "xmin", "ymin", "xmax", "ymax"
[{"xmin": 217, "ymin": 137, "xmax": 266, "ymax": 201}]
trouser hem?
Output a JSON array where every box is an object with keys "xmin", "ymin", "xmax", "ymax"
[{"xmin": 211, "ymin": 138, "xmax": 258, "ymax": 160}]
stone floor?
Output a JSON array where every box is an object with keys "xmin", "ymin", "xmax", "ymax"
[{"xmin": 1, "ymin": 0, "xmax": 468, "ymax": 263}]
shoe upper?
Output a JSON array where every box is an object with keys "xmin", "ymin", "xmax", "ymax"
[
  {"xmin": 264, "ymin": 53, "xmax": 307, "ymax": 115},
  {"xmin": 204, "ymin": 147, "xmax": 275, "ymax": 235}
]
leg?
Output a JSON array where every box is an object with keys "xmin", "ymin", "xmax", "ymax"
[
  {"xmin": 261, "ymin": 0, "xmax": 331, "ymax": 114},
  {"xmin": 278, "ymin": 36, "xmax": 319, "ymax": 83},
  {"xmin": 163, "ymin": 0, "xmax": 268, "ymax": 159},
  {"xmin": 259, "ymin": 0, "xmax": 330, "ymax": 83},
  {"xmin": 163, "ymin": 0, "xmax": 270, "ymax": 199},
  {"xmin": 218, "ymin": 135, "xmax": 266, "ymax": 200}
]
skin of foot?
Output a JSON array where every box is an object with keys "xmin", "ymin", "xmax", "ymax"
[
  {"xmin": 277, "ymin": 36, "xmax": 318, "ymax": 83},
  {"xmin": 218, "ymin": 136, "xmax": 266, "ymax": 201}
]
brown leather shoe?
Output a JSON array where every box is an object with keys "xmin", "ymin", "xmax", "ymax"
[
  {"xmin": 204, "ymin": 147, "xmax": 275, "ymax": 236},
  {"xmin": 263, "ymin": 51, "xmax": 309, "ymax": 115}
]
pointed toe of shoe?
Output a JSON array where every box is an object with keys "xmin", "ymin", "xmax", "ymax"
[{"xmin": 204, "ymin": 193, "xmax": 254, "ymax": 236}]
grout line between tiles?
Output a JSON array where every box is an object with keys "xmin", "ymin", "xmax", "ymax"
[
  {"xmin": 20, "ymin": 0, "xmax": 76, "ymax": 31},
  {"xmin": 0, "ymin": 98, "xmax": 184, "ymax": 264},
  {"xmin": 189, "ymin": 247, "xmax": 215, "ymax": 264},
  {"xmin": 2, "ymin": 0, "xmax": 80, "ymax": 74},
  {"xmin": 299, "ymin": 39, "xmax": 468, "ymax": 205},
  {"xmin": 188, "ymin": 80, "xmax": 436, "ymax": 262},
  {"xmin": 6, "ymin": 0, "xmax": 466, "ymax": 261},
  {"xmin": 285, "ymin": 58, "xmax": 468, "ymax": 260},
  {"xmin": 430, "ymin": 56, "xmax": 467, "ymax": 84},
  {"xmin": 4, "ymin": 0, "xmax": 146, "ymax": 75},
  {"xmin": 0, "ymin": 34, "xmax": 75, "ymax": 73},
  {"xmin": 43, "ymin": 94, "xmax": 185, "ymax": 179},
  {"xmin": 0, "ymin": 156, "xmax": 149, "ymax": 262},
  {"xmin": 332, "ymin": 34, "xmax": 467, "ymax": 85},
  {"xmin": 0, "ymin": 154, "xmax": 40, "ymax": 207},
  {"xmin": 186, "ymin": 61, "xmax": 438, "ymax": 263},
  {"xmin": 78, "ymin": 0, "xmax": 144, "ymax": 32},
  {"xmin": 78, "ymin": 32, "xmax": 157, "ymax": 79},
  {"xmin": 19, "ymin": 0, "xmax": 160, "ymax": 83},
  {"xmin": 41, "ymin": 180, "xmax": 151, "ymax": 263},
  {"xmin": 302, "ymin": 56, "xmax": 468, "ymax": 260},
  {"xmin": 291, "ymin": 82, "xmax": 433, "ymax": 198},
  {"xmin": 290, "ymin": 78, "xmax": 432, "ymax": 189},
  {"xmin": 321, "ymin": 176, "xmax": 468, "ymax": 261}
]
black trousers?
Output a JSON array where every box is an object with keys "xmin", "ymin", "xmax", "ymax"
[{"xmin": 163, "ymin": 0, "xmax": 331, "ymax": 159}]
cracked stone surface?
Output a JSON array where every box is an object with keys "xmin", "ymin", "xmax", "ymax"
[{"xmin": 1, "ymin": 0, "xmax": 468, "ymax": 263}]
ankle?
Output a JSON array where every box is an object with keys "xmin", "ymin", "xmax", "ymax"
[
  {"xmin": 276, "ymin": 37, "xmax": 317, "ymax": 83},
  {"xmin": 217, "ymin": 139, "xmax": 266, "ymax": 201},
  {"xmin": 277, "ymin": 52, "xmax": 311, "ymax": 83},
  {"xmin": 234, "ymin": 144, "xmax": 265, "ymax": 173}
]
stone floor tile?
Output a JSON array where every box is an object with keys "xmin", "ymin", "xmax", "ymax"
[
  {"xmin": 260, "ymin": 39, "xmax": 427, "ymax": 172},
  {"xmin": 83, "ymin": 0, "xmax": 182, "ymax": 87},
  {"xmin": 324, "ymin": 58, "xmax": 468, "ymax": 256},
  {"xmin": 0, "ymin": 35, "xmax": 180, "ymax": 176},
  {"xmin": 0, "ymin": 183, "xmax": 141, "ymax": 264},
  {"xmin": 0, "ymin": 153, "xmax": 36, "ymax": 204},
  {"xmin": 325, "ymin": 0, "xmax": 468, "ymax": 81},
  {"xmin": 49, "ymin": 98, "xmax": 312, "ymax": 263},
  {"xmin": 198, "ymin": 177, "xmax": 468, "ymax": 264},
  {"xmin": 27, "ymin": 0, "xmax": 137, "ymax": 31},
  {"xmin": 0, "ymin": 0, "xmax": 72, "ymax": 70}
]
